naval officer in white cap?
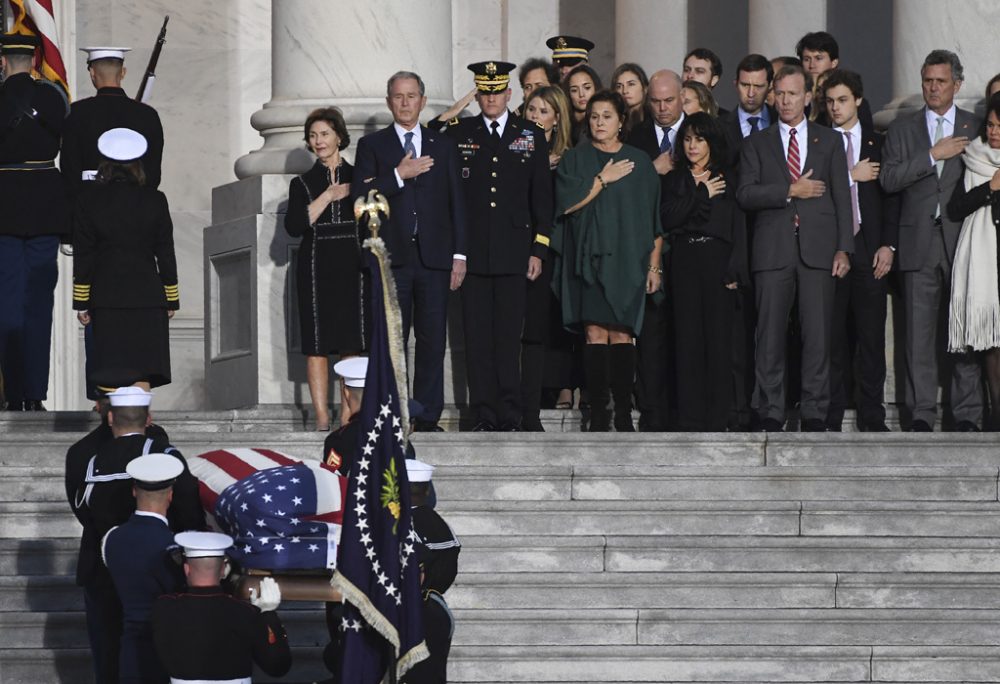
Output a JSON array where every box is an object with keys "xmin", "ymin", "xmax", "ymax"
[
  {"xmin": 152, "ymin": 532, "xmax": 292, "ymax": 683},
  {"xmin": 102, "ymin": 453, "xmax": 186, "ymax": 684},
  {"xmin": 62, "ymin": 45, "xmax": 163, "ymax": 193}
]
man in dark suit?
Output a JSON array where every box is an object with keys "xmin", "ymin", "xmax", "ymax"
[
  {"xmin": 682, "ymin": 48, "xmax": 728, "ymax": 116},
  {"xmin": 353, "ymin": 71, "xmax": 468, "ymax": 431},
  {"xmin": 444, "ymin": 61, "xmax": 552, "ymax": 431},
  {"xmin": 626, "ymin": 69, "xmax": 684, "ymax": 431},
  {"xmin": 822, "ymin": 70, "xmax": 898, "ymax": 432},
  {"xmin": 737, "ymin": 65, "xmax": 854, "ymax": 432},
  {"xmin": 880, "ymin": 50, "xmax": 982, "ymax": 432},
  {"xmin": 721, "ymin": 53, "xmax": 776, "ymax": 429},
  {"xmin": 795, "ymin": 31, "xmax": 874, "ymax": 129},
  {"xmin": 0, "ymin": 34, "xmax": 69, "ymax": 411}
]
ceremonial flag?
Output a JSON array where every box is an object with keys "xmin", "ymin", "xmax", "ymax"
[
  {"xmin": 333, "ymin": 229, "xmax": 427, "ymax": 682},
  {"xmin": 5, "ymin": 0, "xmax": 69, "ymax": 94}
]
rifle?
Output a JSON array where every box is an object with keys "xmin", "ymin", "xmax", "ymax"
[{"xmin": 135, "ymin": 16, "xmax": 169, "ymax": 103}]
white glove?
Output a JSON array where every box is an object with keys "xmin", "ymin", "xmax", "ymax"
[{"xmin": 248, "ymin": 577, "xmax": 281, "ymax": 612}]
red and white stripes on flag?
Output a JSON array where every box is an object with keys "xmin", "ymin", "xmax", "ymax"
[{"xmin": 5, "ymin": 0, "xmax": 69, "ymax": 94}]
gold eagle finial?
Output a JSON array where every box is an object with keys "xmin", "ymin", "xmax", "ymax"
[{"xmin": 354, "ymin": 189, "xmax": 390, "ymax": 238}]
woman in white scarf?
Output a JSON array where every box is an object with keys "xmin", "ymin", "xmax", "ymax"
[{"xmin": 948, "ymin": 93, "xmax": 1000, "ymax": 428}]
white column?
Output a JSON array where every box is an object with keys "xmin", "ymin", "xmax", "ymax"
[
  {"xmin": 614, "ymin": 0, "xmax": 688, "ymax": 73},
  {"xmin": 235, "ymin": 0, "xmax": 454, "ymax": 178},
  {"xmin": 747, "ymin": 0, "xmax": 826, "ymax": 57}
]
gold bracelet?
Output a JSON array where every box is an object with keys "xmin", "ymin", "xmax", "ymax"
[
  {"xmin": 596, "ymin": 174, "xmax": 607, "ymax": 189},
  {"xmin": 648, "ymin": 265, "xmax": 663, "ymax": 274}
]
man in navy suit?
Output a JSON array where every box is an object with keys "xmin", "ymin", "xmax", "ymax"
[
  {"xmin": 354, "ymin": 71, "xmax": 468, "ymax": 431},
  {"xmin": 822, "ymin": 69, "xmax": 898, "ymax": 432}
]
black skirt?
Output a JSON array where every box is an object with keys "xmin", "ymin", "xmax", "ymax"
[{"xmin": 89, "ymin": 308, "xmax": 171, "ymax": 388}]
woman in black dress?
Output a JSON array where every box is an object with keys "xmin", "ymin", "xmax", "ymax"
[
  {"xmin": 661, "ymin": 112, "xmax": 747, "ymax": 431},
  {"xmin": 285, "ymin": 107, "xmax": 367, "ymax": 431},
  {"xmin": 72, "ymin": 128, "xmax": 176, "ymax": 391}
]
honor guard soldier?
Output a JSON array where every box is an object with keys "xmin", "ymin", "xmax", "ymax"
[
  {"xmin": 546, "ymin": 35, "xmax": 595, "ymax": 80},
  {"xmin": 323, "ymin": 356, "xmax": 368, "ymax": 474},
  {"xmin": 402, "ymin": 459, "xmax": 459, "ymax": 684},
  {"xmin": 0, "ymin": 33, "xmax": 70, "ymax": 411},
  {"xmin": 68, "ymin": 387, "xmax": 203, "ymax": 684},
  {"xmin": 444, "ymin": 61, "xmax": 553, "ymax": 431},
  {"xmin": 152, "ymin": 532, "xmax": 292, "ymax": 683},
  {"xmin": 102, "ymin": 454, "xmax": 186, "ymax": 684},
  {"xmin": 62, "ymin": 47, "xmax": 164, "ymax": 193}
]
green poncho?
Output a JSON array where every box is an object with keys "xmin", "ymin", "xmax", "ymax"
[{"xmin": 551, "ymin": 142, "xmax": 662, "ymax": 335}]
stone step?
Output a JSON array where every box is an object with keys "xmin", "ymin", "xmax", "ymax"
[{"xmin": 606, "ymin": 536, "xmax": 1000, "ymax": 573}]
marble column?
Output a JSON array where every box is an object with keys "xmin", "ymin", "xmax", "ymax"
[
  {"xmin": 614, "ymin": 0, "xmax": 687, "ymax": 73},
  {"xmin": 208, "ymin": 0, "xmax": 456, "ymax": 409},
  {"xmin": 747, "ymin": 0, "xmax": 826, "ymax": 57},
  {"xmin": 235, "ymin": 0, "xmax": 454, "ymax": 177},
  {"xmin": 876, "ymin": 0, "xmax": 1000, "ymax": 127}
]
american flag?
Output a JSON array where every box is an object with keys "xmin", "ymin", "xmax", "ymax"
[
  {"xmin": 188, "ymin": 448, "xmax": 346, "ymax": 571},
  {"xmin": 334, "ymin": 239, "xmax": 427, "ymax": 682},
  {"xmin": 5, "ymin": 0, "xmax": 69, "ymax": 95}
]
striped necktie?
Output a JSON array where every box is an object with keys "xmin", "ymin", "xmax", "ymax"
[{"xmin": 787, "ymin": 128, "xmax": 801, "ymax": 182}]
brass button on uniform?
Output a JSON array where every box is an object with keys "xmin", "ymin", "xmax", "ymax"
[
  {"xmin": 491, "ymin": 187, "xmax": 497, "ymax": 193},
  {"xmin": 492, "ymin": 156, "xmax": 498, "ymax": 162},
  {"xmin": 491, "ymin": 172, "xmax": 497, "ymax": 178},
  {"xmin": 490, "ymin": 201, "xmax": 496, "ymax": 208}
]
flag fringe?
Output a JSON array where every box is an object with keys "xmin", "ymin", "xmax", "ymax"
[{"xmin": 364, "ymin": 236, "xmax": 411, "ymax": 434}]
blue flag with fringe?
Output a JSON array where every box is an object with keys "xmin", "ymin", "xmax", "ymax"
[{"xmin": 333, "ymin": 221, "xmax": 427, "ymax": 682}]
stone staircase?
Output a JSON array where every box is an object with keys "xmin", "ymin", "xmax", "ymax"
[{"xmin": 1, "ymin": 410, "xmax": 1000, "ymax": 683}]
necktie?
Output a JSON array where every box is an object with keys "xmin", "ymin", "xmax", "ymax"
[
  {"xmin": 659, "ymin": 126, "xmax": 672, "ymax": 154},
  {"xmin": 787, "ymin": 128, "xmax": 801, "ymax": 182},
  {"xmin": 403, "ymin": 131, "xmax": 416, "ymax": 159},
  {"xmin": 490, "ymin": 120, "xmax": 501, "ymax": 145},
  {"xmin": 933, "ymin": 116, "xmax": 945, "ymax": 217},
  {"xmin": 844, "ymin": 131, "xmax": 861, "ymax": 236},
  {"xmin": 747, "ymin": 116, "xmax": 760, "ymax": 134}
]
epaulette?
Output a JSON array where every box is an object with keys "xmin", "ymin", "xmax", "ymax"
[
  {"xmin": 447, "ymin": 117, "xmax": 461, "ymax": 127},
  {"xmin": 535, "ymin": 120, "xmax": 545, "ymax": 130}
]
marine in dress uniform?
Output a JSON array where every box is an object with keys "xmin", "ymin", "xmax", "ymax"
[
  {"xmin": 72, "ymin": 128, "xmax": 179, "ymax": 389},
  {"xmin": 68, "ymin": 387, "xmax": 203, "ymax": 684},
  {"xmin": 323, "ymin": 357, "xmax": 367, "ymax": 474},
  {"xmin": 444, "ymin": 61, "xmax": 553, "ymax": 431},
  {"xmin": 102, "ymin": 454, "xmax": 186, "ymax": 684},
  {"xmin": 402, "ymin": 459, "xmax": 459, "ymax": 684},
  {"xmin": 62, "ymin": 47, "xmax": 164, "ymax": 193},
  {"xmin": 0, "ymin": 33, "xmax": 70, "ymax": 410},
  {"xmin": 152, "ymin": 532, "xmax": 292, "ymax": 683},
  {"xmin": 546, "ymin": 35, "xmax": 595, "ymax": 81}
]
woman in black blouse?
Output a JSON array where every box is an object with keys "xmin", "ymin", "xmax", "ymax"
[
  {"xmin": 661, "ymin": 112, "xmax": 747, "ymax": 431},
  {"xmin": 285, "ymin": 107, "xmax": 368, "ymax": 431}
]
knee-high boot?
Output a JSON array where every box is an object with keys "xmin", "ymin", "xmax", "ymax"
[
  {"xmin": 610, "ymin": 343, "xmax": 636, "ymax": 432},
  {"xmin": 583, "ymin": 344, "xmax": 611, "ymax": 432}
]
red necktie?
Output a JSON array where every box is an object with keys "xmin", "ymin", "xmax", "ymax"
[{"xmin": 787, "ymin": 128, "xmax": 801, "ymax": 181}]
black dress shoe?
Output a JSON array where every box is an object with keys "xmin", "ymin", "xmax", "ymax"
[
  {"xmin": 471, "ymin": 420, "xmax": 496, "ymax": 432},
  {"xmin": 863, "ymin": 422, "xmax": 891, "ymax": 432},
  {"xmin": 954, "ymin": 420, "xmax": 981, "ymax": 432},
  {"xmin": 24, "ymin": 400, "xmax": 46, "ymax": 411},
  {"xmin": 4, "ymin": 400, "xmax": 25, "ymax": 411},
  {"xmin": 801, "ymin": 419, "xmax": 828, "ymax": 432},
  {"xmin": 756, "ymin": 418, "xmax": 784, "ymax": 432},
  {"xmin": 413, "ymin": 421, "xmax": 444, "ymax": 432},
  {"xmin": 499, "ymin": 422, "xmax": 521, "ymax": 432},
  {"xmin": 907, "ymin": 420, "xmax": 933, "ymax": 432}
]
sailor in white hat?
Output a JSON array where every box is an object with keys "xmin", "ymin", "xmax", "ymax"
[
  {"xmin": 151, "ymin": 533, "xmax": 291, "ymax": 682},
  {"xmin": 62, "ymin": 45, "xmax": 163, "ymax": 190},
  {"xmin": 102, "ymin": 454, "xmax": 186, "ymax": 684},
  {"xmin": 322, "ymin": 356, "xmax": 369, "ymax": 473}
]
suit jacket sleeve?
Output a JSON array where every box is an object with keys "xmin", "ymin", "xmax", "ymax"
[
  {"xmin": 947, "ymin": 179, "xmax": 994, "ymax": 222},
  {"xmin": 353, "ymin": 134, "xmax": 403, "ymax": 201},
  {"xmin": 444, "ymin": 137, "xmax": 468, "ymax": 257},
  {"xmin": 167, "ymin": 450, "xmax": 206, "ymax": 532},
  {"xmin": 71, "ymin": 197, "xmax": 95, "ymax": 310},
  {"xmin": 728, "ymin": 205, "xmax": 749, "ymax": 286},
  {"xmin": 249, "ymin": 609, "xmax": 292, "ymax": 677},
  {"xmin": 530, "ymin": 131, "xmax": 554, "ymax": 259},
  {"xmin": 61, "ymin": 113, "xmax": 82, "ymax": 194},
  {"xmin": 145, "ymin": 115, "xmax": 165, "ymax": 190},
  {"xmin": 826, "ymin": 137, "xmax": 855, "ymax": 253},
  {"xmin": 154, "ymin": 192, "xmax": 180, "ymax": 310},
  {"xmin": 879, "ymin": 121, "xmax": 935, "ymax": 194},
  {"xmin": 736, "ymin": 137, "xmax": 789, "ymax": 211}
]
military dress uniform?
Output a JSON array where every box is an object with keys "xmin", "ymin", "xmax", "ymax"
[
  {"xmin": 0, "ymin": 34, "xmax": 70, "ymax": 409},
  {"xmin": 444, "ymin": 61, "xmax": 553, "ymax": 430}
]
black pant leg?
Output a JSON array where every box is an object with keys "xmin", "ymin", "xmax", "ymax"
[
  {"xmin": 851, "ymin": 255, "xmax": 889, "ymax": 425},
  {"xmin": 828, "ymin": 273, "xmax": 852, "ymax": 427},
  {"xmin": 462, "ymin": 273, "xmax": 497, "ymax": 425},
  {"xmin": 701, "ymin": 241, "xmax": 736, "ymax": 432},
  {"xmin": 671, "ymin": 241, "xmax": 708, "ymax": 430},
  {"xmin": 636, "ymin": 294, "xmax": 670, "ymax": 430},
  {"xmin": 495, "ymin": 274, "xmax": 527, "ymax": 426}
]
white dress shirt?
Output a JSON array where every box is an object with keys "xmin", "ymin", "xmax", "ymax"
[
  {"xmin": 654, "ymin": 112, "xmax": 685, "ymax": 151},
  {"xmin": 393, "ymin": 122, "xmax": 422, "ymax": 188},
  {"xmin": 778, "ymin": 117, "xmax": 809, "ymax": 171},
  {"xmin": 925, "ymin": 104, "xmax": 956, "ymax": 166},
  {"xmin": 834, "ymin": 122, "xmax": 862, "ymax": 179},
  {"xmin": 483, "ymin": 109, "xmax": 510, "ymax": 138}
]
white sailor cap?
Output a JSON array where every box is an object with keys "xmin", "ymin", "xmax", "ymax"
[
  {"xmin": 80, "ymin": 46, "xmax": 131, "ymax": 62},
  {"xmin": 97, "ymin": 127, "xmax": 148, "ymax": 162},
  {"xmin": 405, "ymin": 459, "xmax": 434, "ymax": 483},
  {"xmin": 108, "ymin": 386, "xmax": 152, "ymax": 407},
  {"xmin": 333, "ymin": 357, "xmax": 368, "ymax": 388},
  {"xmin": 175, "ymin": 531, "xmax": 233, "ymax": 559},
  {"xmin": 126, "ymin": 454, "xmax": 183, "ymax": 491}
]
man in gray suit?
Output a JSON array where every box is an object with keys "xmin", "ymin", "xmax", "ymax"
[
  {"xmin": 880, "ymin": 50, "xmax": 982, "ymax": 432},
  {"xmin": 737, "ymin": 65, "xmax": 853, "ymax": 432}
]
